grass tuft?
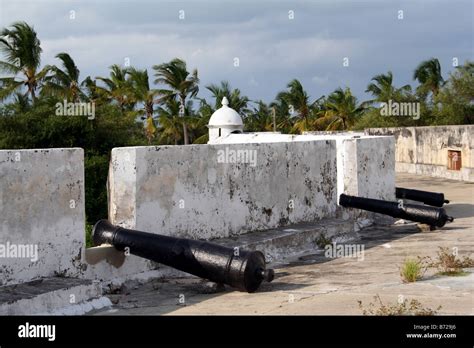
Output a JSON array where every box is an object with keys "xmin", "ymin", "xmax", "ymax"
[{"xmin": 400, "ymin": 257, "xmax": 428, "ymax": 283}]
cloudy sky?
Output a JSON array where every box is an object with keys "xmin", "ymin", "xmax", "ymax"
[{"xmin": 1, "ymin": 0, "xmax": 472, "ymax": 104}]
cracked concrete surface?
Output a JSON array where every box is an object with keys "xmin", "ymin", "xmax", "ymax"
[{"xmin": 92, "ymin": 173, "xmax": 473, "ymax": 315}]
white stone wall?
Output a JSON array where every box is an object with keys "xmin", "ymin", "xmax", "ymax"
[
  {"xmin": 0, "ymin": 149, "xmax": 85, "ymax": 285},
  {"xmin": 212, "ymin": 132, "xmax": 395, "ymax": 201},
  {"xmin": 352, "ymin": 137, "xmax": 395, "ymax": 200},
  {"xmin": 0, "ymin": 136, "xmax": 395, "ymax": 284},
  {"xmin": 366, "ymin": 125, "xmax": 474, "ymax": 182},
  {"xmin": 211, "ymin": 132, "xmax": 395, "ymax": 224},
  {"xmin": 326, "ymin": 136, "xmax": 395, "ymax": 202},
  {"xmin": 108, "ymin": 141, "xmax": 338, "ymax": 240}
]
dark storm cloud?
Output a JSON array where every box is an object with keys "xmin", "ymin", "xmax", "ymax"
[{"xmin": 1, "ymin": 0, "xmax": 472, "ymax": 103}]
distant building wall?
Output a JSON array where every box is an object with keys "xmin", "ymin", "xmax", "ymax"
[
  {"xmin": 0, "ymin": 149, "xmax": 85, "ymax": 285},
  {"xmin": 365, "ymin": 125, "xmax": 474, "ymax": 182}
]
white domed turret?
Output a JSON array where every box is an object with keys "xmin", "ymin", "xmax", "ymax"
[{"xmin": 208, "ymin": 97, "xmax": 244, "ymax": 143}]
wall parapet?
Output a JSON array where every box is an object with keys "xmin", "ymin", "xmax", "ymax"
[{"xmin": 365, "ymin": 125, "xmax": 474, "ymax": 182}]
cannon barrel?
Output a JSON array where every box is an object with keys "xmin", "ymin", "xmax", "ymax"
[
  {"xmin": 92, "ymin": 220, "xmax": 274, "ymax": 293},
  {"xmin": 395, "ymin": 187, "xmax": 449, "ymax": 207},
  {"xmin": 339, "ymin": 194, "xmax": 454, "ymax": 227}
]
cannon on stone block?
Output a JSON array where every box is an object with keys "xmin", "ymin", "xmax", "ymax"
[
  {"xmin": 395, "ymin": 187, "xmax": 449, "ymax": 207},
  {"xmin": 92, "ymin": 220, "xmax": 274, "ymax": 293},
  {"xmin": 339, "ymin": 194, "xmax": 454, "ymax": 228}
]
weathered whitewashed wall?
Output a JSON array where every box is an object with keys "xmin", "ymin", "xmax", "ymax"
[
  {"xmin": 0, "ymin": 136, "xmax": 395, "ymax": 285},
  {"xmin": 344, "ymin": 136, "xmax": 396, "ymax": 223},
  {"xmin": 366, "ymin": 125, "xmax": 473, "ymax": 182},
  {"xmin": 0, "ymin": 149, "xmax": 163, "ymax": 284},
  {"xmin": 212, "ymin": 132, "xmax": 395, "ymax": 223},
  {"xmin": 0, "ymin": 149, "xmax": 85, "ymax": 285},
  {"xmin": 212, "ymin": 132, "xmax": 395, "ymax": 202},
  {"xmin": 349, "ymin": 136, "xmax": 395, "ymax": 200},
  {"xmin": 310, "ymin": 135, "xmax": 394, "ymax": 202},
  {"xmin": 108, "ymin": 141, "xmax": 338, "ymax": 239}
]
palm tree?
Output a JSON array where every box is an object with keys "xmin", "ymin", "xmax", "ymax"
[
  {"xmin": 365, "ymin": 71, "xmax": 411, "ymax": 103},
  {"xmin": 81, "ymin": 76, "xmax": 102, "ymax": 104},
  {"xmin": 128, "ymin": 69, "xmax": 158, "ymax": 117},
  {"xmin": 156, "ymin": 99, "xmax": 186, "ymax": 145},
  {"xmin": 275, "ymin": 79, "xmax": 321, "ymax": 133},
  {"xmin": 276, "ymin": 79, "xmax": 311, "ymax": 119},
  {"xmin": 153, "ymin": 58, "xmax": 199, "ymax": 145},
  {"xmin": 317, "ymin": 87, "xmax": 365, "ymax": 130},
  {"xmin": 245, "ymin": 101, "xmax": 275, "ymax": 132},
  {"xmin": 42, "ymin": 52, "xmax": 82, "ymax": 101},
  {"xmin": 413, "ymin": 58, "xmax": 444, "ymax": 97},
  {"xmin": 127, "ymin": 68, "xmax": 161, "ymax": 143},
  {"xmin": 96, "ymin": 64, "xmax": 134, "ymax": 113},
  {"xmin": 10, "ymin": 92, "xmax": 31, "ymax": 113},
  {"xmin": 206, "ymin": 81, "xmax": 250, "ymax": 114},
  {"xmin": 269, "ymin": 98, "xmax": 292, "ymax": 133},
  {"xmin": 0, "ymin": 21, "xmax": 50, "ymax": 102},
  {"xmin": 190, "ymin": 99, "xmax": 214, "ymax": 144}
]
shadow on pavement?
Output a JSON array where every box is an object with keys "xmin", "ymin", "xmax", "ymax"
[{"xmin": 445, "ymin": 203, "xmax": 474, "ymax": 219}]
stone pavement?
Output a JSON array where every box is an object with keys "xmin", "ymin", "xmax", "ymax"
[{"xmin": 93, "ymin": 173, "xmax": 474, "ymax": 315}]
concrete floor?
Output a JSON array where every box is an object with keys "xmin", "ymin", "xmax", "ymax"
[{"xmin": 93, "ymin": 173, "xmax": 474, "ymax": 315}]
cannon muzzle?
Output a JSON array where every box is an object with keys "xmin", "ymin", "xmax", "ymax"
[
  {"xmin": 395, "ymin": 187, "xmax": 449, "ymax": 207},
  {"xmin": 92, "ymin": 220, "xmax": 274, "ymax": 292},
  {"xmin": 339, "ymin": 194, "xmax": 454, "ymax": 228}
]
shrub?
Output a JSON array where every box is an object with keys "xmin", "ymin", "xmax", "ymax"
[
  {"xmin": 428, "ymin": 247, "xmax": 474, "ymax": 276},
  {"xmin": 358, "ymin": 295, "xmax": 441, "ymax": 316}
]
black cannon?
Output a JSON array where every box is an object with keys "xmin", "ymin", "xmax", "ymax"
[
  {"xmin": 92, "ymin": 220, "xmax": 274, "ymax": 293},
  {"xmin": 339, "ymin": 194, "xmax": 454, "ymax": 228},
  {"xmin": 396, "ymin": 187, "xmax": 449, "ymax": 207}
]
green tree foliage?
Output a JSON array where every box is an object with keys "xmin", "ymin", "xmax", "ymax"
[
  {"xmin": 275, "ymin": 79, "xmax": 314, "ymax": 133},
  {"xmin": 96, "ymin": 64, "xmax": 135, "ymax": 113},
  {"xmin": 316, "ymin": 87, "xmax": 365, "ymax": 130},
  {"xmin": 0, "ymin": 22, "xmax": 50, "ymax": 102},
  {"xmin": 244, "ymin": 100, "xmax": 275, "ymax": 132},
  {"xmin": 42, "ymin": 52, "xmax": 84, "ymax": 102},
  {"xmin": 0, "ymin": 99, "xmax": 145, "ymax": 226},
  {"xmin": 413, "ymin": 58, "xmax": 444, "ymax": 100},
  {"xmin": 206, "ymin": 81, "xmax": 250, "ymax": 114},
  {"xmin": 153, "ymin": 58, "xmax": 199, "ymax": 145},
  {"xmin": 365, "ymin": 71, "xmax": 412, "ymax": 104},
  {"xmin": 432, "ymin": 62, "xmax": 474, "ymax": 124}
]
